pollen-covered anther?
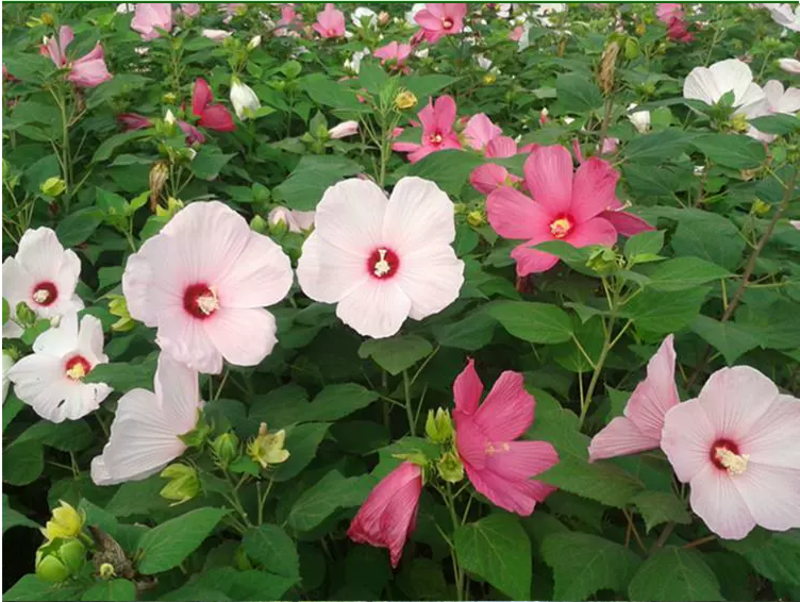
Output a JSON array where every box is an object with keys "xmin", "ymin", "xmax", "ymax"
[
  {"xmin": 373, "ymin": 249, "xmax": 392, "ymax": 277},
  {"xmin": 549, "ymin": 217, "xmax": 573, "ymax": 239},
  {"xmin": 716, "ymin": 447, "xmax": 750, "ymax": 475},
  {"xmin": 33, "ymin": 289, "xmax": 50, "ymax": 303},
  {"xmin": 196, "ymin": 287, "xmax": 220, "ymax": 315}
]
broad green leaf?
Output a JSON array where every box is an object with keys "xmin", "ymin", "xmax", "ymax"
[
  {"xmin": 631, "ymin": 490, "xmax": 691, "ymax": 532},
  {"xmin": 403, "ymin": 150, "xmax": 484, "ymax": 196},
  {"xmin": 106, "ymin": 475, "xmax": 171, "ymax": 517},
  {"xmin": 397, "ymin": 557, "xmax": 451, "ymax": 600},
  {"xmin": 92, "ymin": 129, "xmax": 151, "ymax": 163},
  {"xmin": 84, "ymin": 357, "xmax": 157, "ymax": 391},
  {"xmin": 12, "ymin": 420, "xmax": 93, "ymax": 452},
  {"xmin": 455, "ymin": 514, "xmax": 531, "ymax": 601},
  {"xmin": 306, "ymin": 383, "xmax": 378, "ymax": 422},
  {"xmin": 56, "ymin": 208, "xmax": 104, "ymax": 246},
  {"xmin": 433, "ymin": 311, "xmax": 496, "ymax": 351},
  {"xmin": 487, "ymin": 301, "xmax": 573, "ymax": 344},
  {"xmin": 3, "ymin": 575, "xmax": 83, "ymax": 602},
  {"xmin": 624, "ymin": 287, "xmax": 710, "ymax": 334},
  {"xmin": 623, "ymin": 129, "xmax": 696, "ymax": 164},
  {"xmin": 692, "ymin": 133, "xmax": 767, "ymax": 169},
  {"xmin": 690, "ymin": 315, "xmax": 761, "ymax": 363},
  {"xmin": 660, "ymin": 207, "xmax": 745, "ymax": 270},
  {"xmin": 722, "ymin": 529, "xmax": 800, "ymax": 586},
  {"xmin": 2, "ymin": 441, "xmax": 44, "ymax": 486},
  {"xmin": 624, "ymin": 230, "xmax": 665, "ymax": 260},
  {"xmin": 2, "ymin": 394, "xmax": 25, "ymax": 431},
  {"xmin": 137, "ymin": 507, "xmax": 229, "ymax": 574},
  {"xmin": 401, "ymin": 74, "xmax": 459, "ymax": 99},
  {"xmin": 82, "ymin": 580, "xmax": 136, "ymax": 602},
  {"xmin": 541, "ymin": 532, "xmax": 641, "ymax": 601},
  {"xmin": 78, "ymin": 499, "xmax": 119, "ymax": 537},
  {"xmin": 190, "ymin": 147, "xmax": 236, "ymax": 180},
  {"xmin": 555, "ymin": 73, "xmax": 603, "ymax": 113},
  {"xmin": 639, "ymin": 257, "xmax": 731, "ymax": 291},
  {"xmin": 358, "ymin": 335, "xmax": 433, "ymax": 375},
  {"xmin": 242, "ymin": 524, "xmax": 301, "ymax": 582},
  {"xmin": 195, "ymin": 567, "xmax": 298, "ymax": 601},
  {"xmin": 250, "ymin": 384, "xmax": 309, "ymax": 428},
  {"xmin": 748, "ymin": 113, "xmax": 800, "ymax": 135},
  {"xmin": 299, "ymin": 73, "xmax": 369, "ymax": 112},
  {"xmin": 538, "ymin": 455, "xmax": 644, "ymax": 508},
  {"xmin": 629, "ymin": 547, "xmax": 723, "ymax": 601},
  {"xmin": 272, "ymin": 422, "xmax": 330, "ymax": 482},
  {"xmin": 273, "ymin": 155, "xmax": 364, "ymax": 210},
  {"xmin": 3, "ymin": 494, "xmax": 39, "ymax": 533},
  {"xmin": 357, "ymin": 62, "xmax": 389, "ymax": 94},
  {"xmin": 287, "ymin": 470, "xmax": 374, "ymax": 532}
]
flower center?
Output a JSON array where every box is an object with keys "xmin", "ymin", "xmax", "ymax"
[
  {"xmin": 442, "ymin": 17, "xmax": 454, "ymax": 29},
  {"xmin": 183, "ymin": 283, "xmax": 220, "ymax": 319},
  {"xmin": 32, "ymin": 282, "xmax": 58, "ymax": 306},
  {"xmin": 430, "ymin": 132, "xmax": 443, "ymax": 145},
  {"xmin": 549, "ymin": 216, "xmax": 573, "ymax": 239},
  {"xmin": 367, "ymin": 248, "xmax": 400, "ymax": 279},
  {"xmin": 710, "ymin": 439, "xmax": 749, "ymax": 475},
  {"xmin": 65, "ymin": 355, "xmax": 92, "ymax": 381},
  {"xmin": 328, "ymin": 28, "xmax": 337, "ymax": 36}
]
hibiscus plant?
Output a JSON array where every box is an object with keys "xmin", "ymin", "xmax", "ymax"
[{"xmin": 2, "ymin": 3, "xmax": 800, "ymax": 602}]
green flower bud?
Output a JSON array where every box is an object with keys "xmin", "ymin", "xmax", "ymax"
[
  {"xmin": 159, "ymin": 463, "xmax": 200, "ymax": 506},
  {"xmin": 437, "ymin": 451, "xmax": 464, "ymax": 483},
  {"xmin": 211, "ymin": 432, "xmax": 240, "ymax": 469},
  {"xmin": 425, "ymin": 408, "xmax": 454, "ymax": 444},
  {"xmin": 108, "ymin": 295, "xmax": 135, "ymax": 333},
  {"xmin": 40, "ymin": 177, "xmax": 66, "ymax": 198},
  {"xmin": 250, "ymin": 215, "xmax": 268, "ymax": 234},
  {"xmin": 15, "ymin": 301, "xmax": 36, "ymax": 326},
  {"xmin": 35, "ymin": 538, "xmax": 86, "ymax": 583}
]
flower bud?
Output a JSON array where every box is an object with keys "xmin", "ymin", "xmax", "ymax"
[
  {"xmin": 425, "ymin": 408, "xmax": 454, "ymax": 444},
  {"xmin": 162, "ymin": 92, "xmax": 178, "ymax": 104},
  {"xmin": 482, "ymin": 73, "xmax": 497, "ymax": 85},
  {"xmin": 41, "ymin": 12, "xmax": 55, "ymax": 26},
  {"xmin": 466, "ymin": 210, "xmax": 485, "ymax": 228},
  {"xmin": 40, "ymin": 177, "xmax": 66, "ymax": 198},
  {"xmin": 437, "ymin": 451, "xmax": 464, "ymax": 483},
  {"xmin": 247, "ymin": 423, "xmax": 290, "ymax": 469},
  {"xmin": 35, "ymin": 538, "xmax": 86, "ymax": 583},
  {"xmin": 730, "ymin": 113, "xmax": 749, "ymax": 133},
  {"xmin": 250, "ymin": 214, "xmax": 268, "ymax": 234},
  {"xmin": 378, "ymin": 11, "xmax": 390, "ymax": 25},
  {"xmin": 15, "ymin": 301, "xmax": 36, "ymax": 326},
  {"xmin": 108, "ymin": 295, "xmax": 135, "ymax": 332},
  {"xmin": 395, "ymin": 90, "xmax": 418, "ymax": 111},
  {"xmin": 328, "ymin": 120, "xmax": 359, "ymax": 140},
  {"xmin": 164, "ymin": 109, "xmax": 177, "ymax": 126},
  {"xmin": 211, "ymin": 432, "xmax": 240, "ymax": 469},
  {"xmin": 230, "ymin": 76, "xmax": 261, "ymax": 120},
  {"xmin": 98, "ymin": 563, "xmax": 116, "ymax": 580},
  {"xmin": 752, "ymin": 199, "xmax": 770, "ymax": 216},
  {"xmin": 247, "ymin": 35, "xmax": 262, "ymax": 51},
  {"xmin": 159, "ymin": 463, "xmax": 200, "ymax": 505},
  {"xmin": 42, "ymin": 500, "xmax": 85, "ymax": 541}
]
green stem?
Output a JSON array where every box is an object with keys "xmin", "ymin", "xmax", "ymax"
[{"xmin": 402, "ymin": 370, "xmax": 415, "ymax": 436}]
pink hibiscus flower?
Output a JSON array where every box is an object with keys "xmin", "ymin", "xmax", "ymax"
[
  {"xmin": 414, "ymin": 3, "xmax": 467, "ymax": 44},
  {"xmin": 41, "ymin": 26, "xmax": 112, "ymax": 88},
  {"xmin": 122, "ymin": 202, "xmax": 293, "ymax": 374},
  {"xmin": 463, "ymin": 113, "xmax": 503, "ymax": 152},
  {"xmin": 347, "ymin": 462, "xmax": 423, "ymax": 568},
  {"xmin": 131, "ymin": 3, "xmax": 173, "ymax": 40},
  {"xmin": 313, "ymin": 3, "xmax": 346, "ymax": 38},
  {"xmin": 589, "ymin": 335, "xmax": 679, "ymax": 461},
  {"xmin": 276, "ymin": 3, "xmax": 303, "ymax": 36},
  {"xmin": 656, "ymin": 3, "xmax": 693, "ymax": 43},
  {"xmin": 192, "ymin": 78, "xmax": 236, "ymax": 132},
  {"xmin": 373, "ymin": 41, "xmax": 413, "ymax": 73},
  {"xmin": 470, "ymin": 163, "xmax": 522, "ymax": 195},
  {"xmin": 393, "ymin": 95, "xmax": 462, "ymax": 163},
  {"xmin": 296, "ymin": 177, "xmax": 464, "ymax": 339},
  {"xmin": 453, "ymin": 359, "xmax": 559, "ymax": 515},
  {"xmin": 486, "ymin": 144, "xmax": 621, "ymax": 276},
  {"xmin": 662, "ymin": 366, "xmax": 800, "ymax": 539}
]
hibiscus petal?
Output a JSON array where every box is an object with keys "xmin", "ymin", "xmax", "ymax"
[
  {"xmin": 661, "ymin": 399, "xmax": 717, "ymax": 483},
  {"xmin": 397, "ymin": 245, "xmax": 464, "ymax": 321},
  {"xmin": 487, "ymin": 186, "xmax": 550, "ymax": 240},
  {"xmin": 485, "ymin": 440, "xmax": 559, "ymax": 480},
  {"xmin": 474, "ymin": 371, "xmax": 534, "ymax": 441},
  {"xmin": 564, "ymin": 216, "xmax": 618, "ymax": 248},
  {"xmin": 588, "ymin": 416, "xmax": 660, "ymax": 462},
  {"xmin": 599, "ymin": 209, "xmax": 654, "ymax": 236},
  {"xmin": 153, "ymin": 352, "xmax": 202, "ymax": 434},
  {"xmin": 156, "ymin": 305, "xmax": 223, "ymax": 374},
  {"xmin": 383, "ymin": 176, "xmax": 457, "ymax": 253},
  {"xmin": 523, "ymin": 145, "xmax": 574, "ymax": 215},
  {"xmin": 453, "ymin": 358, "xmax": 484, "ymax": 417},
  {"xmin": 689, "ymin": 464, "xmax": 755, "ymax": 540},
  {"xmin": 740, "ymin": 395, "xmax": 800, "ymax": 469},
  {"xmin": 296, "ymin": 233, "xmax": 369, "ymax": 304},
  {"xmin": 192, "ymin": 78, "xmax": 213, "ymax": 116},
  {"xmin": 433, "ymin": 96, "xmax": 457, "ymax": 135},
  {"xmin": 510, "ymin": 243, "xmax": 560, "ymax": 276},
  {"xmin": 570, "ymin": 157, "xmax": 620, "ymax": 223},
  {"xmin": 336, "ymin": 279, "xmax": 411, "ymax": 339},
  {"xmin": 203, "ymin": 307, "xmax": 278, "ymax": 368},
  {"xmin": 626, "ymin": 334, "xmax": 680, "ymax": 439},
  {"xmin": 198, "ymin": 104, "xmax": 235, "ymax": 131},
  {"xmin": 734, "ymin": 463, "xmax": 800, "ymax": 533},
  {"xmin": 314, "ymin": 179, "xmax": 388, "ymax": 256}
]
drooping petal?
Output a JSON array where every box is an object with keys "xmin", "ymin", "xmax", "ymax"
[
  {"xmin": 336, "ymin": 279, "xmax": 411, "ymax": 339},
  {"xmin": 296, "ymin": 233, "xmax": 370, "ymax": 304},
  {"xmin": 689, "ymin": 464, "xmax": 755, "ymax": 540},
  {"xmin": 474, "ymin": 371, "xmax": 534, "ymax": 441},
  {"xmin": 153, "ymin": 352, "xmax": 201, "ymax": 435},
  {"xmin": 599, "ymin": 209, "xmax": 654, "ymax": 236},
  {"xmin": 523, "ymin": 145, "xmax": 574, "ymax": 215},
  {"xmin": 486, "ymin": 186, "xmax": 550, "ymax": 240},
  {"xmin": 484, "ymin": 440, "xmax": 559, "ymax": 481},
  {"xmin": 733, "ymin": 463, "xmax": 800, "ymax": 533},
  {"xmin": 453, "ymin": 358, "xmax": 484, "ymax": 417},
  {"xmin": 198, "ymin": 104, "xmax": 236, "ymax": 131},
  {"xmin": 470, "ymin": 164, "xmax": 518, "ymax": 195},
  {"xmin": 570, "ymin": 157, "xmax": 620, "ymax": 223},
  {"xmin": 192, "ymin": 78, "xmax": 214, "ymax": 117},
  {"xmin": 484, "ymin": 136, "xmax": 518, "ymax": 159},
  {"xmin": 380, "ymin": 472, "xmax": 423, "ymax": 567},
  {"xmin": 203, "ymin": 307, "xmax": 278, "ymax": 368},
  {"xmin": 588, "ymin": 416, "xmax": 660, "ymax": 462},
  {"xmin": 383, "ymin": 176, "xmax": 456, "ymax": 255},
  {"xmin": 313, "ymin": 179, "xmax": 388, "ymax": 256},
  {"xmin": 661, "ymin": 399, "xmax": 718, "ymax": 483},
  {"xmin": 625, "ymin": 334, "xmax": 680, "ymax": 439},
  {"xmin": 397, "ymin": 245, "xmax": 464, "ymax": 321}
]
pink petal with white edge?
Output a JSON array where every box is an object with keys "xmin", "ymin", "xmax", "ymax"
[
  {"xmin": 625, "ymin": 334, "xmax": 680, "ymax": 439},
  {"xmin": 661, "ymin": 399, "xmax": 718, "ymax": 483},
  {"xmin": 733, "ymin": 463, "xmax": 800, "ymax": 533},
  {"xmin": 570, "ymin": 157, "xmax": 620, "ymax": 223},
  {"xmin": 689, "ymin": 464, "xmax": 755, "ymax": 540},
  {"xmin": 397, "ymin": 245, "xmax": 464, "ymax": 321},
  {"xmin": 697, "ymin": 366, "xmax": 780, "ymax": 442},
  {"xmin": 313, "ymin": 179, "xmax": 387, "ymax": 256},
  {"xmin": 487, "ymin": 186, "xmax": 551, "ymax": 241},
  {"xmin": 383, "ymin": 177, "xmax": 456, "ymax": 254},
  {"xmin": 203, "ymin": 307, "xmax": 278, "ymax": 368},
  {"xmin": 453, "ymin": 358, "xmax": 484, "ymax": 416},
  {"xmin": 474, "ymin": 371, "xmax": 534, "ymax": 441},
  {"xmin": 740, "ymin": 395, "xmax": 800, "ymax": 469},
  {"xmin": 336, "ymin": 278, "xmax": 411, "ymax": 339},
  {"xmin": 523, "ymin": 145, "xmax": 574, "ymax": 215},
  {"xmin": 296, "ymin": 233, "xmax": 369, "ymax": 304},
  {"xmin": 588, "ymin": 416, "xmax": 660, "ymax": 462}
]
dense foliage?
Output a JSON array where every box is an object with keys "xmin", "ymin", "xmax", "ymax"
[{"xmin": 3, "ymin": 2, "xmax": 800, "ymax": 602}]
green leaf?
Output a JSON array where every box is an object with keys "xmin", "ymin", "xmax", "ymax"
[
  {"xmin": 84, "ymin": 358, "xmax": 157, "ymax": 391},
  {"xmin": 287, "ymin": 470, "xmax": 374, "ymax": 532},
  {"xmin": 82, "ymin": 580, "xmax": 137, "ymax": 602},
  {"xmin": 748, "ymin": 113, "xmax": 800, "ymax": 135},
  {"xmin": 12, "ymin": 419, "xmax": 93, "ymax": 452},
  {"xmin": 631, "ymin": 491, "xmax": 691, "ymax": 532},
  {"xmin": 357, "ymin": 62, "xmax": 389, "ymax": 94},
  {"xmin": 2, "ymin": 393, "xmax": 25, "ymax": 431},
  {"xmin": 539, "ymin": 454, "xmax": 644, "ymax": 508},
  {"xmin": 433, "ymin": 311, "xmax": 496, "ymax": 351},
  {"xmin": 273, "ymin": 155, "xmax": 364, "ymax": 210},
  {"xmin": 624, "ymin": 287, "xmax": 710, "ymax": 334},
  {"xmin": 403, "ymin": 150, "xmax": 484, "ymax": 196},
  {"xmin": 306, "ymin": 383, "xmax": 378, "ymax": 422},
  {"xmin": 541, "ymin": 532, "xmax": 642, "ymax": 601},
  {"xmin": 242, "ymin": 524, "xmax": 300, "ymax": 583},
  {"xmin": 92, "ymin": 129, "xmax": 151, "ymax": 163},
  {"xmin": 692, "ymin": 133, "xmax": 767, "ymax": 169},
  {"xmin": 487, "ymin": 301, "xmax": 573, "ymax": 344},
  {"xmin": 190, "ymin": 147, "xmax": 236, "ymax": 180},
  {"xmin": 690, "ymin": 315, "xmax": 761, "ymax": 364},
  {"xmin": 195, "ymin": 567, "xmax": 297, "ymax": 601},
  {"xmin": 358, "ymin": 335, "xmax": 433, "ymax": 375},
  {"xmin": 3, "ymin": 494, "xmax": 39, "ymax": 533},
  {"xmin": 623, "ymin": 129, "xmax": 696, "ymax": 164},
  {"xmin": 662, "ymin": 207, "xmax": 745, "ymax": 271},
  {"xmin": 629, "ymin": 547, "xmax": 723, "ymax": 601},
  {"xmin": 625, "ymin": 230, "xmax": 665, "ymax": 260},
  {"xmin": 56, "ymin": 208, "xmax": 104, "ymax": 246},
  {"xmin": 455, "ymin": 514, "xmax": 531, "ymax": 601},
  {"xmin": 639, "ymin": 257, "xmax": 731, "ymax": 291},
  {"xmin": 299, "ymin": 73, "xmax": 369, "ymax": 112},
  {"xmin": 3, "ymin": 575, "xmax": 83, "ymax": 602},
  {"xmin": 106, "ymin": 475, "xmax": 170, "ymax": 517},
  {"xmin": 137, "ymin": 507, "xmax": 229, "ymax": 574},
  {"xmin": 2, "ymin": 441, "xmax": 44, "ymax": 486},
  {"xmin": 401, "ymin": 74, "xmax": 459, "ymax": 99},
  {"xmin": 272, "ymin": 423, "xmax": 330, "ymax": 482},
  {"xmin": 722, "ymin": 529, "xmax": 800, "ymax": 586},
  {"xmin": 555, "ymin": 73, "xmax": 603, "ymax": 113}
]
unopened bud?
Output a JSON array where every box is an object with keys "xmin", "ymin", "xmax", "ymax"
[
  {"xmin": 35, "ymin": 539, "xmax": 86, "ymax": 583},
  {"xmin": 482, "ymin": 73, "xmax": 497, "ymax": 85},
  {"xmin": 41, "ymin": 12, "xmax": 55, "ymax": 26},
  {"xmin": 211, "ymin": 432, "xmax": 240, "ymax": 469},
  {"xmin": 155, "ymin": 196, "xmax": 184, "ymax": 219},
  {"xmin": 15, "ymin": 301, "xmax": 36, "ymax": 327},
  {"xmin": 425, "ymin": 408, "xmax": 454, "ymax": 444},
  {"xmin": 98, "ymin": 563, "xmax": 116, "ymax": 580},
  {"xmin": 250, "ymin": 214, "xmax": 268, "ymax": 234},
  {"xmin": 395, "ymin": 90, "xmax": 418, "ymax": 110},
  {"xmin": 159, "ymin": 464, "xmax": 200, "ymax": 506},
  {"xmin": 586, "ymin": 246, "xmax": 619, "ymax": 275},
  {"xmin": 40, "ymin": 177, "xmax": 66, "ymax": 198},
  {"xmin": 437, "ymin": 451, "xmax": 464, "ymax": 483},
  {"xmin": 466, "ymin": 210, "xmax": 485, "ymax": 228},
  {"xmin": 162, "ymin": 92, "xmax": 178, "ymax": 104},
  {"xmin": 752, "ymin": 199, "xmax": 770, "ymax": 216},
  {"xmin": 108, "ymin": 295, "xmax": 135, "ymax": 332},
  {"xmin": 247, "ymin": 35, "xmax": 262, "ymax": 50}
]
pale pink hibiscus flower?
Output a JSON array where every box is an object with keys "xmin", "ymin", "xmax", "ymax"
[
  {"xmin": 589, "ymin": 335, "xmax": 679, "ymax": 461},
  {"xmin": 487, "ymin": 145, "xmax": 621, "ymax": 276},
  {"xmin": 347, "ymin": 462, "xmax": 423, "ymax": 568},
  {"xmin": 8, "ymin": 312, "xmax": 111, "ymax": 423},
  {"xmin": 747, "ymin": 80, "xmax": 800, "ymax": 143},
  {"xmin": 131, "ymin": 3, "xmax": 173, "ymax": 40},
  {"xmin": 470, "ymin": 163, "xmax": 521, "ymax": 195},
  {"xmin": 313, "ymin": 3, "xmax": 346, "ymax": 38},
  {"xmin": 296, "ymin": 177, "xmax": 464, "ymax": 339},
  {"xmin": 393, "ymin": 95, "xmax": 462, "ymax": 163},
  {"xmin": 463, "ymin": 113, "xmax": 503, "ymax": 152},
  {"xmin": 91, "ymin": 352, "xmax": 202, "ymax": 486},
  {"xmin": 778, "ymin": 58, "xmax": 800, "ymax": 75},
  {"xmin": 268, "ymin": 207, "xmax": 315, "ymax": 233},
  {"xmin": 2, "ymin": 228, "xmax": 83, "ymax": 339},
  {"xmin": 453, "ymin": 359, "xmax": 559, "ymax": 515},
  {"xmin": 276, "ymin": 4, "xmax": 303, "ymax": 36},
  {"xmin": 122, "ymin": 202, "xmax": 293, "ymax": 374},
  {"xmin": 179, "ymin": 3, "xmax": 200, "ymax": 18},
  {"xmin": 414, "ymin": 3, "xmax": 467, "ymax": 43},
  {"xmin": 373, "ymin": 41, "xmax": 412, "ymax": 73},
  {"xmin": 662, "ymin": 366, "xmax": 800, "ymax": 539},
  {"xmin": 41, "ymin": 26, "xmax": 112, "ymax": 88}
]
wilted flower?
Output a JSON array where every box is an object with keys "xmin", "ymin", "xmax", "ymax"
[{"xmin": 42, "ymin": 501, "xmax": 85, "ymax": 541}]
